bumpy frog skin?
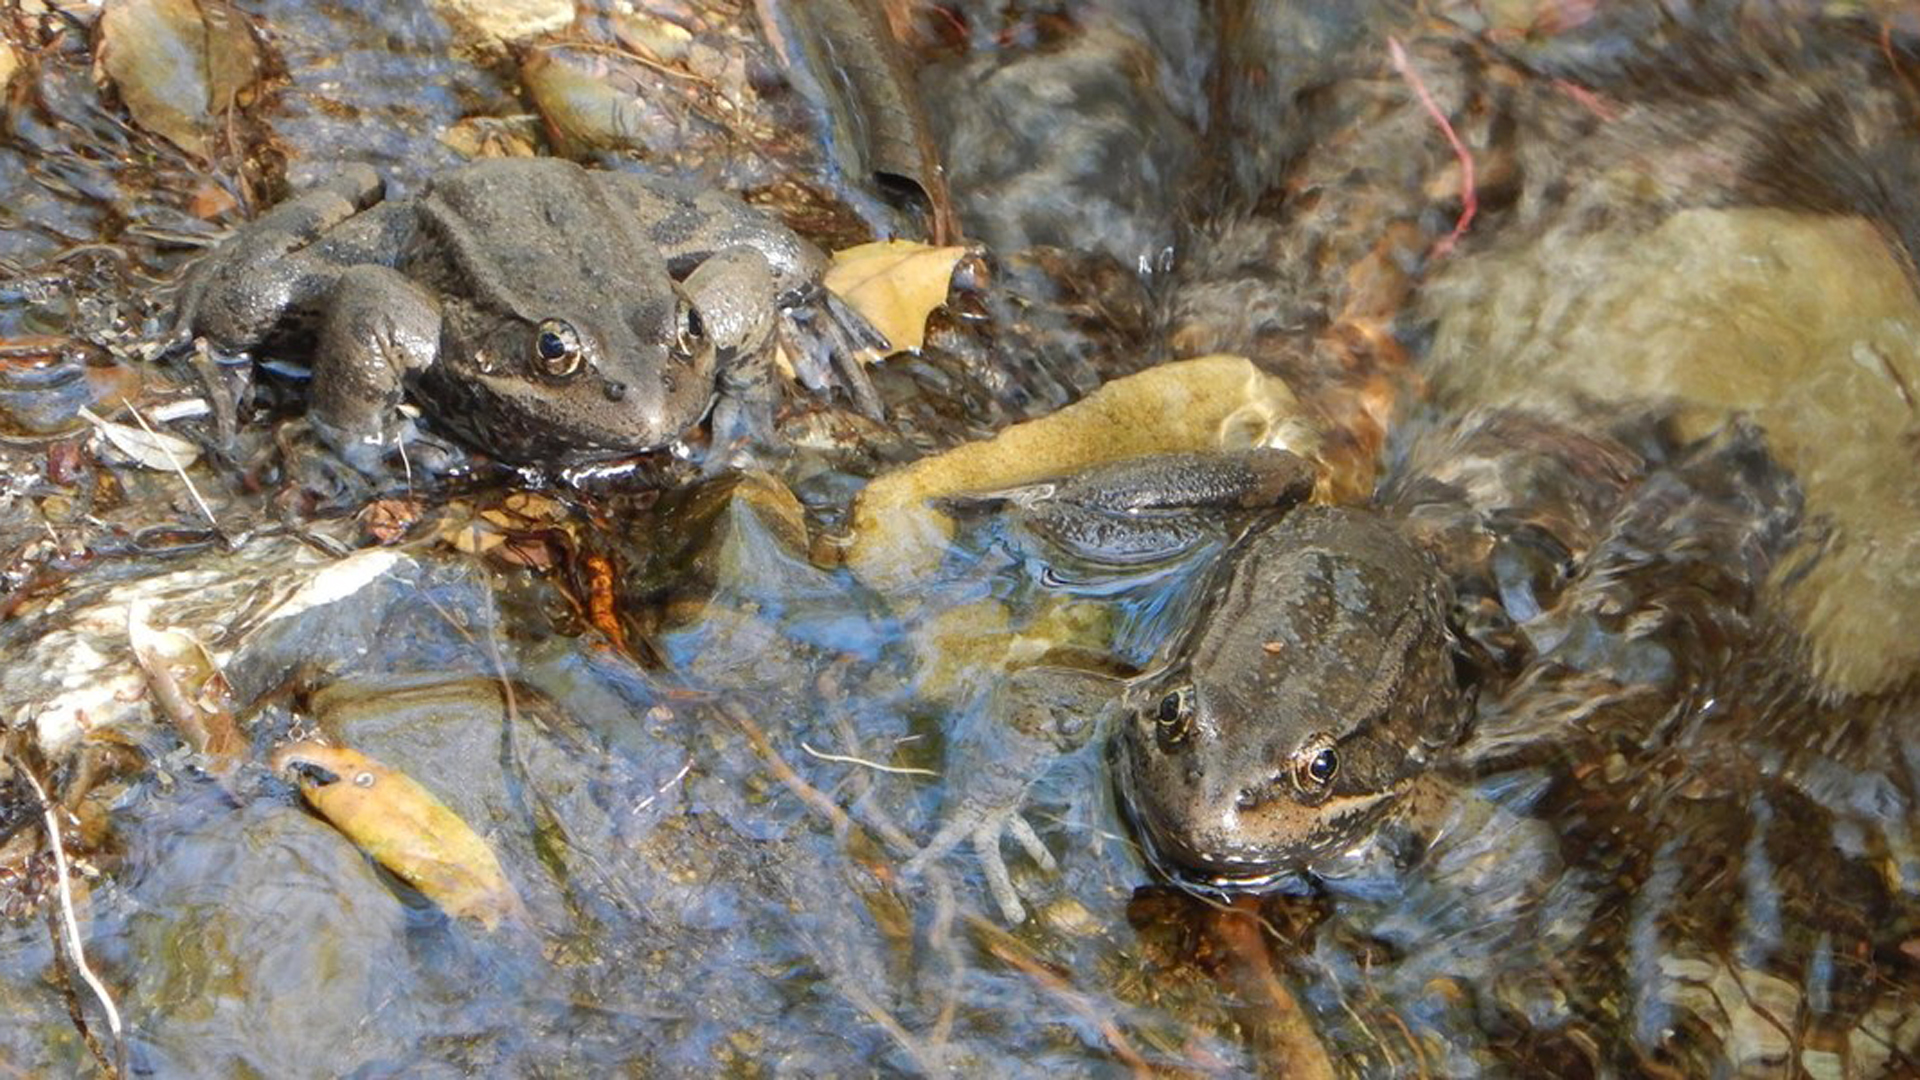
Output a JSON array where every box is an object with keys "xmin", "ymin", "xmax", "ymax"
[
  {"xmin": 177, "ymin": 157, "xmax": 826, "ymax": 472},
  {"xmin": 917, "ymin": 450, "xmax": 1473, "ymax": 915},
  {"xmin": 1113, "ymin": 505, "xmax": 1470, "ymax": 887}
]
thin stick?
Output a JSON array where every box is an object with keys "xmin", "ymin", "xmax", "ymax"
[
  {"xmin": 122, "ymin": 403, "xmax": 220, "ymax": 530},
  {"xmin": 800, "ymin": 741, "xmax": 938, "ymax": 777},
  {"xmin": 19, "ymin": 764, "xmax": 125, "ymax": 1076},
  {"xmin": 717, "ymin": 701, "xmax": 853, "ymax": 834},
  {"xmin": 1388, "ymin": 37, "xmax": 1476, "ymax": 259},
  {"xmin": 966, "ymin": 913, "xmax": 1156, "ymax": 1078}
]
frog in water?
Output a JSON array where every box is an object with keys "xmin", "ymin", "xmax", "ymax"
[
  {"xmin": 176, "ymin": 156, "xmax": 854, "ymax": 474},
  {"xmin": 898, "ymin": 448, "xmax": 1478, "ymax": 919},
  {"xmin": 910, "ymin": 424, "xmax": 1663, "ymax": 917},
  {"xmin": 1110, "ymin": 495, "xmax": 1471, "ymax": 886}
]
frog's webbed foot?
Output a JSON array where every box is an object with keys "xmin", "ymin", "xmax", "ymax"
[
  {"xmin": 783, "ymin": 287, "xmax": 889, "ymax": 420},
  {"xmin": 941, "ymin": 449, "xmax": 1318, "ymax": 570},
  {"xmin": 904, "ymin": 793, "xmax": 1056, "ymax": 925},
  {"xmin": 902, "ymin": 666, "xmax": 1122, "ymax": 923}
]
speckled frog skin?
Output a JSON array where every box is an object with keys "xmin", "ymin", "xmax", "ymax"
[
  {"xmin": 921, "ymin": 449, "xmax": 1476, "ymax": 907},
  {"xmin": 177, "ymin": 156, "xmax": 825, "ymax": 472},
  {"xmin": 1113, "ymin": 504, "xmax": 1470, "ymax": 886}
]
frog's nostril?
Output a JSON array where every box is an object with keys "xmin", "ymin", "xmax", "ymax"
[{"xmin": 604, "ymin": 380, "xmax": 627, "ymax": 402}]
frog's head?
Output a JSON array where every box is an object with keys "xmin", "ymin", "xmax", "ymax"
[
  {"xmin": 460, "ymin": 285, "xmax": 717, "ymax": 461},
  {"xmin": 1114, "ymin": 507, "xmax": 1471, "ymax": 889}
]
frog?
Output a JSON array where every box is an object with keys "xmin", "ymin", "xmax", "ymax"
[
  {"xmin": 904, "ymin": 447, "xmax": 1464, "ymax": 916},
  {"xmin": 908, "ymin": 430, "xmax": 1633, "ymax": 916},
  {"xmin": 1110, "ymin": 499, "xmax": 1470, "ymax": 887},
  {"xmin": 174, "ymin": 156, "xmax": 841, "ymax": 474}
]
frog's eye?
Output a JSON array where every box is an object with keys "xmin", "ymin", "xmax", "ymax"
[
  {"xmin": 673, "ymin": 299, "xmax": 707, "ymax": 360},
  {"xmin": 1151, "ymin": 686, "xmax": 1193, "ymax": 749},
  {"xmin": 1290, "ymin": 734, "xmax": 1339, "ymax": 792},
  {"xmin": 533, "ymin": 319, "xmax": 585, "ymax": 378}
]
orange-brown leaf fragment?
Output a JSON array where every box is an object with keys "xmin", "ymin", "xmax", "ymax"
[
  {"xmin": 271, "ymin": 741, "xmax": 524, "ymax": 930},
  {"xmin": 823, "ymin": 240, "xmax": 967, "ymax": 356}
]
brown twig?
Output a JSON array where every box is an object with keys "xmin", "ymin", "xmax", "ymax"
[
  {"xmin": 966, "ymin": 913, "xmax": 1157, "ymax": 1078},
  {"xmin": 1209, "ymin": 899, "xmax": 1337, "ymax": 1080},
  {"xmin": 717, "ymin": 699, "xmax": 853, "ymax": 835},
  {"xmin": 1388, "ymin": 37, "xmax": 1475, "ymax": 259}
]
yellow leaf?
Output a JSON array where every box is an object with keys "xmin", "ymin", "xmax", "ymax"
[
  {"xmin": 272, "ymin": 742, "xmax": 525, "ymax": 930},
  {"xmin": 823, "ymin": 240, "xmax": 967, "ymax": 356}
]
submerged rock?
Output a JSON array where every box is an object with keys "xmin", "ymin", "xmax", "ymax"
[{"xmin": 1425, "ymin": 207, "xmax": 1920, "ymax": 696}]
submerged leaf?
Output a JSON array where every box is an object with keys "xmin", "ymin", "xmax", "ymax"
[
  {"xmin": 271, "ymin": 741, "xmax": 524, "ymax": 930},
  {"xmin": 127, "ymin": 599, "xmax": 242, "ymax": 770},
  {"xmin": 79, "ymin": 406, "xmax": 202, "ymax": 470},
  {"xmin": 823, "ymin": 240, "xmax": 966, "ymax": 355}
]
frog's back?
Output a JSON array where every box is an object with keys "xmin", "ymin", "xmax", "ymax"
[
  {"xmin": 412, "ymin": 157, "xmax": 673, "ymax": 320},
  {"xmin": 1192, "ymin": 507, "xmax": 1450, "ymax": 696}
]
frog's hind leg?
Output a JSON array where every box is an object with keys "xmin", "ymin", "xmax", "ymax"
[
  {"xmin": 941, "ymin": 449, "xmax": 1319, "ymax": 569},
  {"xmin": 306, "ymin": 265, "xmax": 443, "ymax": 476}
]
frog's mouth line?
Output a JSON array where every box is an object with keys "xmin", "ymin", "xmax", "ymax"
[{"xmin": 1115, "ymin": 750, "xmax": 1411, "ymax": 892}]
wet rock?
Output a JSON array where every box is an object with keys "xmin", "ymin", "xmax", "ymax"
[
  {"xmin": 0, "ymin": 535, "xmax": 437, "ymax": 758},
  {"xmin": 621, "ymin": 470, "xmax": 812, "ymax": 618},
  {"xmin": 920, "ymin": 25, "xmax": 1196, "ymax": 268},
  {"xmin": 123, "ymin": 803, "xmax": 412, "ymax": 1077},
  {"xmin": 431, "ymin": 0, "xmax": 572, "ymax": 50},
  {"xmin": 1425, "ymin": 207, "xmax": 1920, "ymax": 695}
]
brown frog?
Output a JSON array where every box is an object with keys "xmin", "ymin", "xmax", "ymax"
[
  {"xmin": 1111, "ymin": 501, "xmax": 1469, "ymax": 887},
  {"xmin": 175, "ymin": 156, "xmax": 841, "ymax": 474}
]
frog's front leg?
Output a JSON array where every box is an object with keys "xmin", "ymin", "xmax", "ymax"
[
  {"xmin": 177, "ymin": 166, "xmax": 388, "ymax": 350},
  {"xmin": 945, "ymin": 449, "xmax": 1319, "ymax": 568},
  {"xmin": 903, "ymin": 665, "xmax": 1122, "ymax": 923},
  {"xmin": 306, "ymin": 265, "xmax": 443, "ymax": 476},
  {"xmin": 680, "ymin": 247, "xmax": 782, "ymax": 462}
]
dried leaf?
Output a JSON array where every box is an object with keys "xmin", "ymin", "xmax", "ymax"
[
  {"xmin": 359, "ymin": 498, "xmax": 422, "ymax": 545},
  {"xmin": 823, "ymin": 240, "xmax": 966, "ymax": 356},
  {"xmin": 501, "ymin": 492, "xmax": 564, "ymax": 521},
  {"xmin": 438, "ymin": 115, "xmax": 542, "ymax": 160},
  {"xmin": 272, "ymin": 741, "xmax": 524, "ymax": 930},
  {"xmin": 520, "ymin": 45, "xmax": 711, "ymax": 161},
  {"xmin": 79, "ymin": 406, "xmax": 202, "ymax": 470},
  {"xmin": 444, "ymin": 521, "xmax": 506, "ymax": 554},
  {"xmin": 94, "ymin": 0, "xmax": 261, "ymax": 159},
  {"xmin": 610, "ymin": 8, "xmax": 693, "ymax": 60}
]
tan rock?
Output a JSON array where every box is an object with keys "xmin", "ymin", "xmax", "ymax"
[
  {"xmin": 1427, "ymin": 207, "xmax": 1920, "ymax": 695},
  {"xmin": 431, "ymin": 0, "xmax": 573, "ymax": 49}
]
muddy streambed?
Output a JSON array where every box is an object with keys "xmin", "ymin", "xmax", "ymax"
[{"xmin": 1, "ymin": 1, "xmax": 1918, "ymax": 1076}]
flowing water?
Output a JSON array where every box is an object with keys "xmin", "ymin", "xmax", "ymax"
[{"xmin": 0, "ymin": 1, "xmax": 1917, "ymax": 1076}]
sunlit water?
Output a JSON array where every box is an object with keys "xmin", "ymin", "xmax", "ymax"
[{"xmin": 0, "ymin": 1, "xmax": 1916, "ymax": 1076}]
